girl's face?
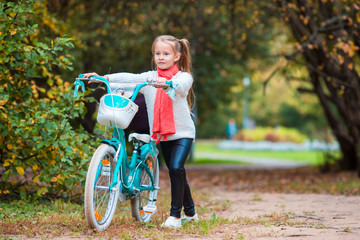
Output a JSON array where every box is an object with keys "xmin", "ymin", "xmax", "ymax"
[{"xmin": 154, "ymin": 41, "xmax": 180, "ymax": 70}]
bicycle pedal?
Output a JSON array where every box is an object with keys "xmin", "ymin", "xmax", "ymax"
[{"xmin": 143, "ymin": 205, "xmax": 157, "ymax": 214}]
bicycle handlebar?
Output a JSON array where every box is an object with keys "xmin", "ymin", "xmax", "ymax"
[
  {"xmin": 129, "ymin": 80, "xmax": 172, "ymax": 101},
  {"xmin": 73, "ymin": 74, "xmax": 172, "ymax": 100}
]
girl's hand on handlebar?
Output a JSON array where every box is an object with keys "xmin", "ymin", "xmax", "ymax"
[
  {"xmin": 156, "ymin": 77, "xmax": 167, "ymax": 84},
  {"xmin": 83, "ymin": 72, "xmax": 99, "ymax": 78},
  {"xmin": 82, "ymin": 72, "xmax": 109, "ymax": 83},
  {"xmin": 155, "ymin": 77, "xmax": 168, "ymax": 88}
]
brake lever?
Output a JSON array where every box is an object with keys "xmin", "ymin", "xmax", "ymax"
[{"xmin": 74, "ymin": 79, "xmax": 85, "ymax": 98}]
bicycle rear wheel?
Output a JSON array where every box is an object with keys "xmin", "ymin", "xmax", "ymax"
[
  {"xmin": 131, "ymin": 153, "xmax": 159, "ymax": 223},
  {"xmin": 84, "ymin": 144, "xmax": 120, "ymax": 231}
]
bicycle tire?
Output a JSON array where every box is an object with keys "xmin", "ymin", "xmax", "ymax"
[
  {"xmin": 130, "ymin": 153, "xmax": 159, "ymax": 223},
  {"xmin": 84, "ymin": 144, "xmax": 120, "ymax": 230}
]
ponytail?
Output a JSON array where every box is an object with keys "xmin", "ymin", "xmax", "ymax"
[
  {"xmin": 177, "ymin": 39, "xmax": 192, "ymax": 74},
  {"xmin": 177, "ymin": 39, "xmax": 196, "ymax": 111}
]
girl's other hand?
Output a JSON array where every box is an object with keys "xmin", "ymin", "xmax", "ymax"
[
  {"xmin": 83, "ymin": 72, "xmax": 108, "ymax": 83},
  {"xmin": 156, "ymin": 77, "xmax": 167, "ymax": 84},
  {"xmin": 155, "ymin": 77, "xmax": 169, "ymax": 88},
  {"xmin": 83, "ymin": 72, "xmax": 99, "ymax": 78}
]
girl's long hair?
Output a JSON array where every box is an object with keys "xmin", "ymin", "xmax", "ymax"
[{"xmin": 151, "ymin": 35, "xmax": 196, "ymax": 111}]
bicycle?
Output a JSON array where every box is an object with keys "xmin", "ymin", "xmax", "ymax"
[{"xmin": 73, "ymin": 74, "xmax": 171, "ymax": 231}]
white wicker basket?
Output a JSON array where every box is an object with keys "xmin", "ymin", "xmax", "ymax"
[{"xmin": 97, "ymin": 94, "xmax": 138, "ymax": 129}]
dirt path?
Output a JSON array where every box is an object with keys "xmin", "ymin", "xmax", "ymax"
[
  {"xmin": 179, "ymin": 167, "xmax": 360, "ymax": 240},
  {"xmin": 203, "ymin": 190, "xmax": 360, "ymax": 240}
]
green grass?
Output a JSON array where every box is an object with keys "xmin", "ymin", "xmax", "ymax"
[
  {"xmin": 0, "ymin": 199, "xmax": 83, "ymax": 220},
  {"xmin": 0, "ymin": 190, "xmax": 231, "ymax": 239},
  {"xmin": 193, "ymin": 139, "xmax": 341, "ymax": 165}
]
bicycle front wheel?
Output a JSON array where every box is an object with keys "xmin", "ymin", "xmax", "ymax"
[
  {"xmin": 84, "ymin": 144, "xmax": 120, "ymax": 231},
  {"xmin": 131, "ymin": 153, "xmax": 159, "ymax": 223}
]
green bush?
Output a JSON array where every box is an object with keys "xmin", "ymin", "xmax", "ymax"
[
  {"xmin": 234, "ymin": 126, "xmax": 307, "ymax": 143},
  {"xmin": 0, "ymin": 1, "xmax": 95, "ymax": 200}
]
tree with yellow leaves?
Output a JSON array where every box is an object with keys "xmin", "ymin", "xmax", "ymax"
[{"xmin": 0, "ymin": 0, "xmax": 94, "ymax": 199}]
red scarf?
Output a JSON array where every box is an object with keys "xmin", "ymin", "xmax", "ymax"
[{"xmin": 151, "ymin": 64, "xmax": 178, "ymax": 143}]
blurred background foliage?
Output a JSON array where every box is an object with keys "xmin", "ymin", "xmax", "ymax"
[
  {"xmin": 54, "ymin": 0, "xmax": 327, "ymax": 139},
  {"xmin": 1, "ymin": 0, "xmax": 359, "ymax": 198}
]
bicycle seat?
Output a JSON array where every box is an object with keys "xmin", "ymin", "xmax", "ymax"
[{"xmin": 128, "ymin": 133, "xmax": 151, "ymax": 144}]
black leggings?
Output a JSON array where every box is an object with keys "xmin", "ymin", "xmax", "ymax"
[{"xmin": 160, "ymin": 138, "xmax": 195, "ymax": 218}]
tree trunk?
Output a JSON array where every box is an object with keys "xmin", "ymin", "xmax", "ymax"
[
  {"xmin": 279, "ymin": 0, "xmax": 360, "ymax": 174},
  {"xmin": 311, "ymin": 70, "xmax": 358, "ymax": 171}
]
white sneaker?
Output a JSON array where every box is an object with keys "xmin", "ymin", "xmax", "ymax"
[
  {"xmin": 181, "ymin": 213, "xmax": 198, "ymax": 224},
  {"xmin": 161, "ymin": 216, "xmax": 181, "ymax": 228}
]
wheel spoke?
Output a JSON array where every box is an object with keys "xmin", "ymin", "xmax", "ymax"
[
  {"xmin": 85, "ymin": 144, "xmax": 119, "ymax": 230},
  {"xmin": 131, "ymin": 154, "xmax": 159, "ymax": 223},
  {"xmin": 94, "ymin": 172, "xmax": 112, "ymax": 223}
]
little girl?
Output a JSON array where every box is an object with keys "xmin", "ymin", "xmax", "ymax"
[{"xmin": 83, "ymin": 35, "xmax": 198, "ymax": 228}]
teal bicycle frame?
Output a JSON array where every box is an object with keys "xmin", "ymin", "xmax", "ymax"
[
  {"xmin": 100, "ymin": 127, "xmax": 158, "ymax": 194},
  {"xmin": 75, "ymin": 74, "xmax": 163, "ymax": 195}
]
